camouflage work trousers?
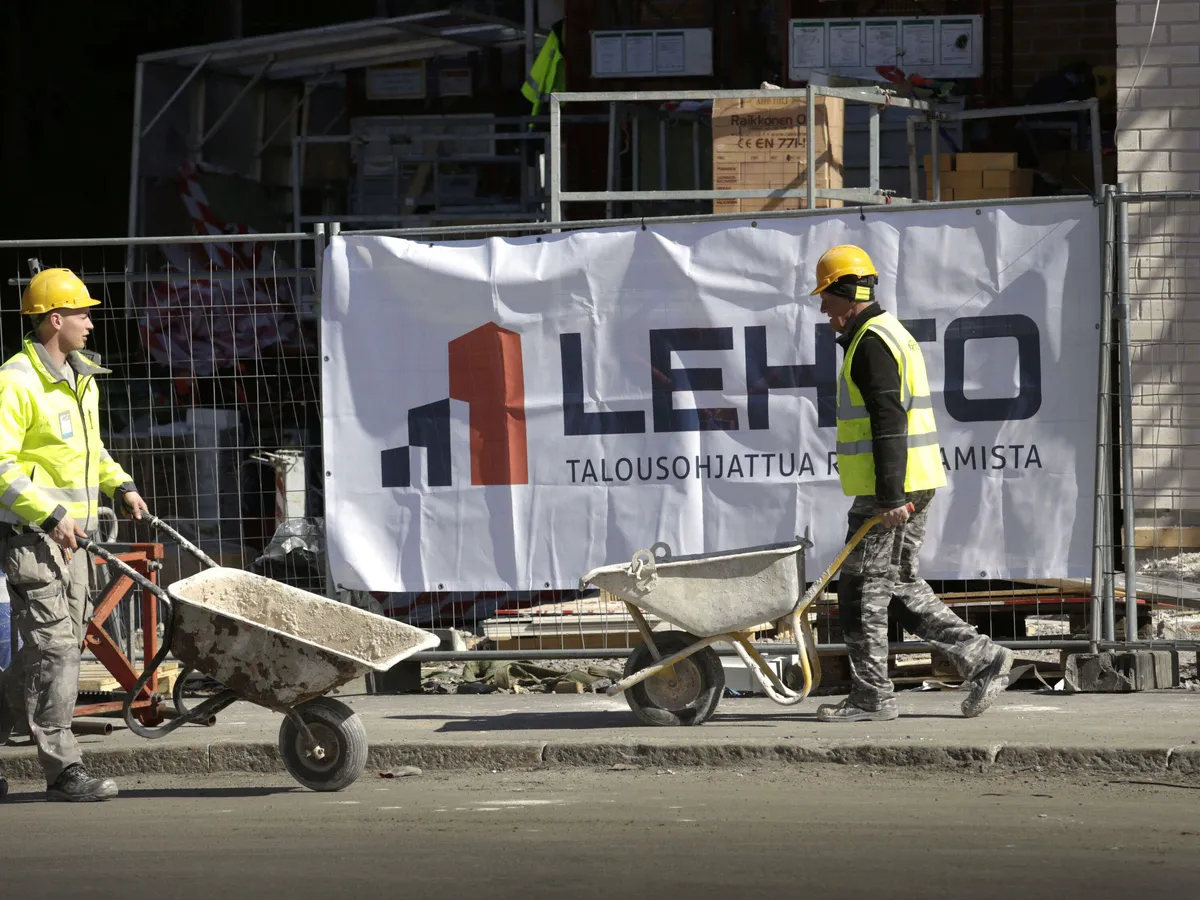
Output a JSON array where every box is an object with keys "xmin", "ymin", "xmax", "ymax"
[
  {"xmin": 837, "ymin": 490, "xmax": 999, "ymax": 710},
  {"xmin": 0, "ymin": 531, "xmax": 90, "ymax": 783}
]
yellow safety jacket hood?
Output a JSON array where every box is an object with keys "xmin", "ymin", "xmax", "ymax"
[{"xmin": 0, "ymin": 336, "xmax": 137, "ymax": 532}]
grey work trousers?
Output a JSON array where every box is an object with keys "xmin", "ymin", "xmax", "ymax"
[
  {"xmin": 0, "ymin": 531, "xmax": 91, "ymax": 784},
  {"xmin": 837, "ymin": 490, "xmax": 999, "ymax": 710}
]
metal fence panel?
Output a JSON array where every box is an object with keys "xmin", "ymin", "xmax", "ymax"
[
  {"xmin": 1112, "ymin": 190, "xmax": 1200, "ymax": 669},
  {"xmin": 1, "ymin": 233, "xmax": 323, "ymax": 663},
  {"xmin": 0, "ymin": 203, "xmax": 1128, "ymax": 695}
]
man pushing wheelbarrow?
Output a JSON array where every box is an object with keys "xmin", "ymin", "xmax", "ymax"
[{"xmin": 811, "ymin": 244, "xmax": 1013, "ymax": 723}]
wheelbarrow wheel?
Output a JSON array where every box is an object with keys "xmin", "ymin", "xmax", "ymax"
[
  {"xmin": 278, "ymin": 697, "xmax": 368, "ymax": 792},
  {"xmin": 623, "ymin": 631, "xmax": 725, "ymax": 727}
]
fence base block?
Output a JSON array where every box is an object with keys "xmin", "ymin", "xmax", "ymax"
[
  {"xmin": 367, "ymin": 660, "xmax": 423, "ymax": 694},
  {"xmin": 1063, "ymin": 651, "xmax": 1178, "ymax": 693}
]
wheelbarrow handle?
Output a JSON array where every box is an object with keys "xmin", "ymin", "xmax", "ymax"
[
  {"xmin": 793, "ymin": 501, "xmax": 917, "ymax": 614},
  {"xmin": 76, "ymin": 537, "xmax": 173, "ymax": 608},
  {"xmin": 146, "ymin": 515, "xmax": 221, "ymax": 569}
]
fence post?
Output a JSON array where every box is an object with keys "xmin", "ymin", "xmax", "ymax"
[
  {"xmin": 1115, "ymin": 184, "xmax": 1137, "ymax": 643},
  {"xmin": 1090, "ymin": 185, "xmax": 1116, "ymax": 653},
  {"xmin": 320, "ymin": 223, "xmax": 337, "ymax": 600}
]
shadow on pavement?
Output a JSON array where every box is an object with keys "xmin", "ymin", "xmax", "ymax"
[{"xmin": 0, "ymin": 786, "xmax": 299, "ymax": 804}]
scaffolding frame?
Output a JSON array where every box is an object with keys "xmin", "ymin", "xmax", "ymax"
[
  {"xmin": 548, "ymin": 88, "xmax": 1108, "ymax": 222},
  {"xmin": 126, "ymin": 7, "xmax": 543, "ymax": 241},
  {"xmin": 911, "ymin": 97, "xmax": 1104, "ymax": 203},
  {"xmin": 548, "ymin": 85, "xmax": 934, "ymax": 222}
]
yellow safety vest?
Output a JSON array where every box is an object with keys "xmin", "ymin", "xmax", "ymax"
[
  {"xmin": 0, "ymin": 337, "xmax": 136, "ymax": 531},
  {"xmin": 521, "ymin": 29, "xmax": 565, "ymax": 117},
  {"xmin": 836, "ymin": 312, "xmax": 946, "ymax": 497}
]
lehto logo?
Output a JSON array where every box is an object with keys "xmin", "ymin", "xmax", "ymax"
[{"xmin": 381, "ymin": 323, "xmax": 528, "ymax": 488}]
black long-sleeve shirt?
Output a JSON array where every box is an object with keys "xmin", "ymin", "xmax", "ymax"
[{"xmin": 835, "ymin": 304, "xmax": 908, "ymax": 508}]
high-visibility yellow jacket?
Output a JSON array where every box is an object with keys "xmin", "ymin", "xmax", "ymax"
[
  {"xmin": 0, "ymin": 337, "xmax": 136, "ymax": 531},
  {"xmin": 836, "ymin": 311, "xmax": 946, "ymax": 497},
  {"xmin": 521, "ymin": 27, "xmax": 565, "ymax": 117}
]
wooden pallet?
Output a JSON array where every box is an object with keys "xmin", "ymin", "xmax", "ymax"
[{"xmin": 77, "ymin": 663, "xmax": 180, "ymax": 694}]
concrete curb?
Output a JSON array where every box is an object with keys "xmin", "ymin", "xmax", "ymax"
[{"xmin": 6, "ymin": 741, "xmax": 1200, "ymax": 782}]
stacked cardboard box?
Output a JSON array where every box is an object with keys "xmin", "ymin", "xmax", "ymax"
[
  {"xmin": 923, "ymin": 152, "xmax": 1035, "ymax": 202},
  {"xmin": 712, "ymin": 96, "xmax": 845, "ymax": 214}
]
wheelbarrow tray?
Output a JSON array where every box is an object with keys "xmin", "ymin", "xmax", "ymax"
[
  {"xmin": 166, "ymin": 568, "xmax": 439, "ymax": 710},
  {"xmin": 580, "ymin": 540, "xmax": 808, "ymax": 638}
]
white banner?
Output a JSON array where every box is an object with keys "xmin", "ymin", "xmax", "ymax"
[{"xmin": 322, "ymin": 199, "xmax": 1101, "ymax": 592}]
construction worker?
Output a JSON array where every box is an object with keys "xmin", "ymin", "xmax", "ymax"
[
  {"xmin": 810, "ymin": 245, "xmax": 1013, "ymax": 723},
  {"xmin": 0, "ymin": 268, "xmax": 148, "ymax": 801}
]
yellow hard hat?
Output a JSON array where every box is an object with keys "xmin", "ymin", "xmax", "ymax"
[
  {"xmin": 21, "ymin": 268, "xmax": 101, "ymax": 316},
  {"xmin": 810, "ymin": 245, "xmax": 878, "ymax": 295}
]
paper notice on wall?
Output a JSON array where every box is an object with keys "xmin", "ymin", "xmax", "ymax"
[
  {"xmin": 594, "ymin": 34, "xmax": 623, "ymax": 75},
  {"xmin": 901, "ymin": 20, "xmax": 936, "ymax": 69},
  {"xmin": 828, "ymin": 24, "xmax": 862, "ymax": 68},
  {"xmin": 864, "ymin": 22, "xmax": 898, "ymax": 68},
  {"xmin": 791, "ymin": 23, "xmax": 826, "ymax": 71},
  {"xmin": 625, "ymin": 33, "xmax": 654, "ymax": 73},
  {"xmin": 656, "ymin": 33, "xmax": 685, "ymax": 73}
]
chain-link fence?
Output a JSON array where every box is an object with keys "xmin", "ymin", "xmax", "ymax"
[
  {"xmin": 1106, "ymin": 190, "xmax": 1200, "ymax": 675},
  {"xmin": 9, "ymin": 196, "xmax": 1192, "ymax": 696},
  {"xmin": 1, "ymin": 232, "xmax": 323, "ymax": 666}
]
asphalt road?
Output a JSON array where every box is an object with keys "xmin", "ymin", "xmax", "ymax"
[{"xmin": 2, "ymin": 766, "xmax": 1198, "ymax": 899}]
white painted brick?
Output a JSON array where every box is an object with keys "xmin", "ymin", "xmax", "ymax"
[
  {"xmin": 1117, "ymin": 130, "xmax": 1141, "ymax": 152},
  {"xmin": 1174, "ymin": 151, "xmax": 1200, "ymax": 170},
  {"xmin": 1126, "ymin": 66, "xmax": 1172, "ymax": 88},
  {"xmin": 1172, "ymin": 67, "xmax": 1200, "ymax": 87},
  {"xmin": 1149, "ymin": 2, "xmax": 1200, "ymax": 23},
  {"xmin": 1171, "ymin": 23, "xmax": 1200, "ymax": 43},
  {"xmin": 1173, "ymin": 108, "xmax": 1200, "ymax": 128},
  {"xmin": 1122, "ymin": 107, "xmax": 1172, "ymax": 129},
  {"xmin": 1130, "ymin": 319, "xmax": 1170, "ymax": 343},
  {"xmin": 1136, "ymin": 88, "xmax": 1200, "ymax": 108},
  {"xmin": 1126, "ymin": 149, "xmax": 1174, "ymax": 171},
  {"xmin": 1138, "ymin": 128, "xmax": 1200, "ymax": 150},
  {"xmin": 1118, "ymin": 2, "xmax": 1140, "ymax": 25},
  {"xmin": 1119, "ymin": 45, "xmax": 1200, "ymax": 67},
  {"xmin": 1119, "ymin": 23, "xmax": 1158, "ymax": 44},
  {"xmin": 1141, "ymin": 171, "xmax": 1200, "ymax": 191}
]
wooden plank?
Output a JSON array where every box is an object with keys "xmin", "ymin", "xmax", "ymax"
[
  {"xmin": 1130, "ymin": 526, "xmax": 1200, "ymax": 550},
  {"xmin": 78, "ymin": 664, "xmax": 179, "ymax": 694}
]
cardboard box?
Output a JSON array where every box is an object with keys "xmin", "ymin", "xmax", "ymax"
[
  {"xmin": 923, "ymin": 153, "xmax": 954, "ymax": 172},
  {"xmin": 943, "ymin": 170, "xmax": 983, "ymax": 190},
  {"xmin": 954, "ymin": 186, "xmax": 986, "ymax": 201},
  {"xmin": 955, "ymin": 152, "xmax": 1018, "ymax": 172},
  {"xmin": 925, "ymin": 186, "xmax": 955, "ymax": 201},
  {"xmin": 982, "ymin": 168, "xmax": 1035, "ymax": 196},
  {"xmin": 712, "ymin": 95, "xmax": 844, "ymax": 213}
]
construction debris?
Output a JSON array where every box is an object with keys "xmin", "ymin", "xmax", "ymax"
[{"xmin": 423, "ymin": 660, "xmax": 622, "ymax": 695}]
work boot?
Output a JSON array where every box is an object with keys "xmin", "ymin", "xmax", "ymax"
[
  {"xmin": 961, "ymin": 647, "xmax": 1014, "ymax": 718},
  {"xmin": 46, "ymin": 764, "xmax": 118, "ymax": 802},
  {"xmin": 817, "ymin": 698, "xmax": 899, "ymax": 723}
]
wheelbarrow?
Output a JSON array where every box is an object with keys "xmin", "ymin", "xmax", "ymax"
[
  {"xmin": 77, "ymin": 518, "xmax": 439, "ymax": 791},
  {"xmin": 579, "ymin": 505, "xmax": 912, "ymax": 726}
]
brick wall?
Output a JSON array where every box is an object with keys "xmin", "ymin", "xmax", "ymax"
[
  {"xmin": 1010, "ymin": 0, "xmax": 1116, "ymax": 99},
  {"xmin": 1117, "ymin": 0, "xmax": 1200, "ymax": 528}
]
